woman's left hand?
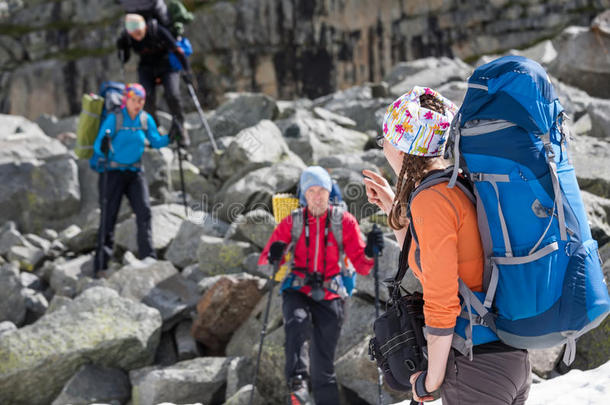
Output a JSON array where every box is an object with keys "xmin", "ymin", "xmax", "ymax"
[{"xmin": 410, "ymin": 371, "xmax": 435, "ymax": 403}]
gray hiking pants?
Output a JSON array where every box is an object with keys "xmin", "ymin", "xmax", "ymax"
[{"xmin": 441, "ymin": 349, "xmax": 531, "ymax": 405}]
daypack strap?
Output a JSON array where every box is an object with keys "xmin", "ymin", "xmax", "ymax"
[{"xmin": 540, "ymin": 133, "xmax": 567, "ymax": 241}]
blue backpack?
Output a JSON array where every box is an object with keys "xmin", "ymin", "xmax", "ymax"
[
  {"xmin": 88, "ymin": 81, "xmax": 148, "ymax": 172},
  {"xmin": 433, "ymin": 56, "xmax": 610, "ymax": 364}
]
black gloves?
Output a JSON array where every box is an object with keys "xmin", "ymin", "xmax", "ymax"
[
  {"xmin": 364, "ymin": 224, "xmax": 384, "ymax": 257},
  {"xmin": 268, "ymin": 241, "xmax": 287, "ymax": 263}
]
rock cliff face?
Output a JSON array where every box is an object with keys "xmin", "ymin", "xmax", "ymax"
[{"xmin": 1, "ymin": 0, "xmax": 608, "ymax": 118}]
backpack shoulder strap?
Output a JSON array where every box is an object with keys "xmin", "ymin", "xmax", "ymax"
[
  {"xmin": 113, "ymin": 112, "xmax": 123, "ymax": 137},
  {"xmin": 140, "ymin": 112, "xmax": 148, "ymax": 131},
  {"xmin": 329, "ymin": 205, "xmax": 346, "ymax": 272}
]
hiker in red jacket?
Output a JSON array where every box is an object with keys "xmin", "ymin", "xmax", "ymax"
[{"xmin": 258, "ymin": 166, "xmax": 384, "ymax": 405}]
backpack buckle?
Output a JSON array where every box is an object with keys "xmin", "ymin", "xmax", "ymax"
[{"xmin": 470, "ymin": 172, "xmax": 484, "ymax": 182}]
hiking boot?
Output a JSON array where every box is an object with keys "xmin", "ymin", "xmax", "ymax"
[{"xmin": 288, "ymin": 375, "xmax": 313, "ymax": 405}]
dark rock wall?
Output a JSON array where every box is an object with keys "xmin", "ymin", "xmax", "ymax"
[{"xmin": 0, "ymin": 0, "xmax": 608, "ymax": 118}]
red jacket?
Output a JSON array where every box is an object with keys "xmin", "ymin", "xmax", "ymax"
[{"xmin": 258, "ymin": 207, "xmax": 373, "ymax": 300}]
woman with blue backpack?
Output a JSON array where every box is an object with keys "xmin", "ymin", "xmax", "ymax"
[
  {"xmin": 363, "ymin": 86, "xmax": 531, "ymax": 404},
  {"xmin": 93, "ymin": 83, "xmax": 171, "ymax": 275}
]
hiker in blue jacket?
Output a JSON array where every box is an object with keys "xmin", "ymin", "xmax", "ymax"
[{"xmin": 93, "ymin": 83, "xmax": 170, "ymax": 275}]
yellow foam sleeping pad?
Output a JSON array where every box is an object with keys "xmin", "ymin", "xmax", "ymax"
[{"xmin": 271, "ymin": 193, "xmax": 300, "ymax": 282}]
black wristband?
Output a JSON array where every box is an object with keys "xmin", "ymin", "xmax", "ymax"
[{"xmin": 415, "ymin": 370, "xmax": 431, "ymax": 398}]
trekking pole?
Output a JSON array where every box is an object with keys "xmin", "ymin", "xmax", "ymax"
[
  {"xmin": 96, "ymin": 130, "xmax": 112, "ymax": 275},
  {"xmin": 185, "ymin": 81, "xmax": 219, "ymax": 153},
  {"xmin": 170, "ymin": 117, "xmax": 188, "ymax": 216},
  {"xmin": 249, "ymin": 241, "xmax": 287, "ymax": 405},
  {"xmin": 177, "ymin": 146, "xmax": 188, "ymax": 217},
  {"xmin": 372, "ymin": 224, "xmax": 385, "ymax": 405}
]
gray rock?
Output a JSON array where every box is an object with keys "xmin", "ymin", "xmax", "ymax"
[
  {"xmin": 0, "ymin": 116, "xmax": 80, "ymax": 233},
  {"xmin": 166, "ymin": 216, "xmax": 230, "ymax": 269},
  {"xmin": 197, "ymin": 236, "xmax": 255, "ymax": 276},
  {"xmin": 336, "ymin": 296, "xmax": 376, "ymax": 358},
  {"xmin": 7, "ymin": 244, "xmax": 45, "ymax": 271},
  {"xmin": 385, "ymin": 57, "xmax": 472, "ymax": 98},
  {"xmin": 551, "ymin": 78, "xmax": 592, "ymax": 121},
  {"xmin": 19, "ymin": 271, "xmax": 41, "ymax": 290},
  {"xmin": 335, "ymin": 337, "xmax": 409, "ymax": 404},
  {"xmin": 0, "ymin": 262, "xmax": 26, "ymax": 325},
  {"xmin": 130, "ymin": 357, "xmax": 231, "ymax": 405},
  {"xmin": 58, "ymin": 224, "xmax": 82, "ymax": 245},
  {"xmin": 549, "ymin": 26, "xmax": 610, "ymax": 98},
  {"xmin": 181, "ymin": 264, "xmax": 207, "ymax": 285},
  {"xmin": 47, "ymin": 295, "xmax": 72, "ymax": 314},
  {"xmin": 41, "ymin": 228, "xmax": 58, "ymax": 241},
  {"xmin": 437, "ymin": 80, "xmax": 469, "ymax": 107},
  {"xmin": 329, "ymin": 168, "xmax": 378, "ymax": 220},
  {"xmin": 169, "ymin": 159, "xmax": 219, "ymax": 205},
  {"xmin": 191, "ymin": 136, "xmax": 233, "ymax": 178},
  {"xmin": 217, "ymin": 119, "xmax": 304, "ymax": 180},
  {"xmin": 0, "ymin": 321, "xmax": 17, "ymax": 336},
  {"xmin": 530, "ymin": 346, "xmax": 564, "ymax": 378},
  {"xmin": 35, "ymin": 114, "xmax": 78, "ymax": 139},
  {"xmin": 24, "ymin": 233, "xmax": 51, "ymax": 254},
  {"xmin": 571, "ymin": 114, "xmax": 592, "ymax": 137},
  {"xmin": 225, "ymin": 357, "xmax": 255, "ymax": 400},
  {"xmin": 313, "ymin": 107, "xmax": 357, "ymax": 127},
  {"xmin": 0, "ymin": 286, "xmax": 162, "ymax": 405},
  {"xmin": 0, "ymin": 221, "xmax": 29, "ymax": 256},
  {"xmin": 581, "ymin": 191, "xmax": 610, "ymax": 245},
  {"xmin": 278, "ymin": 117, "xmax": 370, "ymax": 164},
  {"xmin": 49, "ymin": 254, "xmax": 94, "ymax": 298},
  {"xmin": 588, "ymin": 98, "xmax": 610, "ymax": 139},
  {"xmin": 115, "ymin": 204, "xmax": 186, "ymax": 254},
  {"xmin": 107, "ymin": 260, "xmax": 199, "ymax": 329},
  {"xmin": 242, "ymin": 252, "xmax": 264, "ymax": 277},
  {"xmin": 141, "ymin": 147, "xmax": 173, "ymax": 201},
  {"xmin": 196, "ymin": 275, "xmax": 224, "ymax": 295},
  {"xmin": 313, "ymin": 87, "xmax": 385, "ymax": 129},
  {"xmin": 51, "ymin": 364, "xmax": 131, "ymax": 405},
  {"xmin": 174, "ymin": 320, "xmax": 200, "ymax": 361},
  {"xmin": 223, "ymin": 384, "xmax": 264, "ymax": 405},
  {"xmin": 318, "ymin": 153, "xmax": 379, "ymax": 174},
  {"xmin": 231, "ymin": 209, "xmax": 276, "ymax": 249},
  {"xmin": 356, "ymin": 237, "xmax": 422, "ymax": 302},
  {"xmin": 22, "ymin": 288, "xmax": 49, "ymax": 323},
  {"xmin": 214, "ymin": 162, "xmax": 304, "ymax": 223},
  {"xmin": 206, "ymin": 93, "xmax": 279, "ymax": 143},
  {"xmin": 571, "ymin": 134, "xmax": 610, "ymax": 199}
]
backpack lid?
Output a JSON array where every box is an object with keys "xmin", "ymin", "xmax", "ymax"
[{"xmin": 460, "ymin": 56, "xmax": 564, "ymax": 135}]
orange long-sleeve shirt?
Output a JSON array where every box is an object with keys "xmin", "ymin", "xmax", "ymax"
[{"xmin": 408, "ymin": 182, "xmax": 485, "ymax": 336}]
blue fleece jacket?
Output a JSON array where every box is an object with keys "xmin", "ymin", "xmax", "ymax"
[{"xmin": 93, "ymin": 108, "xmax": 169, "ymax": 171}]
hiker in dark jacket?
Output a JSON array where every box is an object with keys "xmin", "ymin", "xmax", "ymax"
[
  {"xmin": 258, "ymin": 166, "xmax": 384, "ymax": 405},
  {"xmin": 116, "ymin": 13, "xmax": 191, "ymax": 145},
  {"xmin": 93, "ymin": 83, "xmax": 170, "ymax": 274}
]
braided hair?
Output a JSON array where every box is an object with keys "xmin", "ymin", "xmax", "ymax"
[{"xmin": 387, "ymin": 94, "xmax": 447, "ymax": 230}]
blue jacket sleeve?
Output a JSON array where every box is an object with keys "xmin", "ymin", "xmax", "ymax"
[
  {"xmin": 144, "ymin": 113, "xmax": 169, "ymax": 149},
  {"xmin": 93, "ymin": 113, "xmax": 117, "ymax": 157}
]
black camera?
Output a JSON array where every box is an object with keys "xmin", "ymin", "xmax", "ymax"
[{"xmin": 305, "ymin": 272, "xmax": 325, "ymax": 302}]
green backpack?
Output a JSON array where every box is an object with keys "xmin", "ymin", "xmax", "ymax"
[{"xmin": 75, "ymin": 93, "xmax": 104, "ymax": 159}]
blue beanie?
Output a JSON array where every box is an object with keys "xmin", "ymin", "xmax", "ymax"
[{"xmin": 299, "ymin": 166, "xmax": 332, "ymax": 205}]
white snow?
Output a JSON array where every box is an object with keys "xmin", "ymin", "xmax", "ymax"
[{"xmin": 392, "ymin": 360, "xmax": 610, "ymax": 405}]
